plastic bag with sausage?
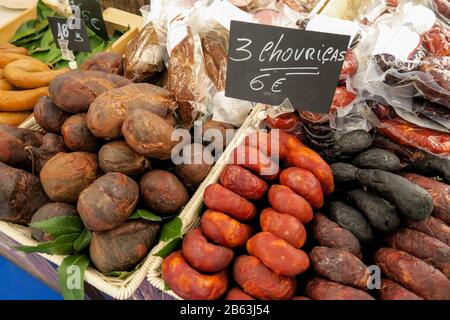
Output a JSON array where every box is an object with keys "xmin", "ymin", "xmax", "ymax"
[
  {"xmin": 124, "ymin": 22, "xmax": 164, "ymax": 83},
  {"xmin": 166, "ymin": 10, "xmax": 215, "ymax": 128}
]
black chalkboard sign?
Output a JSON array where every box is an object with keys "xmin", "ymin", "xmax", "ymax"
[
  {"xmin": 48, "ymin": 16, "xmax": 91, "ymax": 52},
  {"xmin": 225, "ymin": 21, "xmax": 350, "ymax": 114},
  {"xmin": 70, "ymin": 0, "xmax": 109, "ymax": 41}
]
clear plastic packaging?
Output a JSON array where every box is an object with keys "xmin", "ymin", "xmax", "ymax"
[
  {"xmin": 124, "ymin": 22, "xmax": 164, "ymax": 83},
  {"xmin": 430, "ymin": 0, "xmax": 450, "ymax": 24}
]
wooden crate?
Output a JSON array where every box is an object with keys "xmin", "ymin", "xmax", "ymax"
[{"xmin": 0, "ymin": 6, "xmax": 143, "ymax": 51}]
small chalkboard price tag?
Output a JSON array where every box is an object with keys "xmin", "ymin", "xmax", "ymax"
[
  {"xmin": 225, "ymin": 21, "xmax": 350, "ymax": 114},
  {"xmin": 48, "ymin": 16, "xmax": 91, "ymax": 52},
  {"xmin": 70, "ymin": 0, "xmax": 109, "ymax": 41}
]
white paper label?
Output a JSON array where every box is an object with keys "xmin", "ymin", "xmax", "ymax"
[
  {"xmin": 206, "ymin": 0, "xmax": 253, "ymax": 30},
  {"xmin": 372, "ymin": 26, "xmax": 421, "ymax": 61},
  {"xmin": 266, "ymin": 98, "xmax": 295, "ymax": 119},
  {"xmin": 166, "ymin": 13, "xmax": 189, "ymax": 55},
  {"xmin": 57, "ymin": 39, "xmax": 75, "ymax": 61},
  {"xmin": 306, "ymin": 15, "xmax": 359, "ymax": 47}
]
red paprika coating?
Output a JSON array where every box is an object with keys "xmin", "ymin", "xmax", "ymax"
[
  {"xmin": 203, "ymin": 183, "xmax": 257, "ymax": 221},
  {"xmin": 279, "ymin": 131, "xmax": 335, "ymax": 195},
  {"xmin": 280, "ymin": 167, "xmax": 324, "ymax": 209},
  {"xmin": 268, "ymin": 184, "xmax": 313, "ymax": 224},
  {"xmin": 233, "ymin": 255, "xmax": 296, "ymax": 300},
  {"xmin": 201, "ymin": 209, "xmax": 253, "ymax": 248},
  {"xmin": 260, "ymin": 207, "xmax": 306, "ymax": 248},
  {"xmin": 162, "ymin": 251, "xmax": 228, "ymax": 300},
  {"xmin": 219, "ymin": 164, "xmax": 268, "ymax": 201},
  {"xmin": 246, "ymin": 232, "xmax": 310, "ymax": 277},
  {"xmin": 225, "ymin": 287, "xmax": 255, "ymax": 300},
  {"xmin": 231, "ymin": 144, "xmax": 280, "ymax": 181},
  {"xmin": 182, "ymin": 228, "xmax": 234, "ymax": 273}
]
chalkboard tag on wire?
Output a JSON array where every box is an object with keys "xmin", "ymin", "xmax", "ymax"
[
  {"xmin": 225, "ymin": 21, "xmax": 350, "ymax": 114},
  {"xmin": 48, "ymin": 16, "xmax": 91, "ymax": 53},
  {"xmin": 70, "ymin": 0, "xmax": 109, "ymax": 41}
]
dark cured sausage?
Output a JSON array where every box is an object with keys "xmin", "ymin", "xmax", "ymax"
[
  {"xmin": 374, "ymin": 248, "xmax": 450, "ymax": 300},
  {"xmin": 305, "ymin": 278, "xmax": 374, "ymax": 300}
]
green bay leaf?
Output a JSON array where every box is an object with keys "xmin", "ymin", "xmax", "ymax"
[
  {"xmin": 30, "ymin": 216, "xmax": 84, "ymax": 238},
  {"xmin": 129, "ymin": 209, "xmax": 162, "ymax": 222},
  {"xmin": 159, "ymin": 217, "xmax": 183, "ymax": 242},
  {"xmin": 15, "ymin": 233, "xmax": 79, "ymax": 255},
  {"xmin": 155, "ymin": 237, "xmax": 182, "ymax": 258},
  {"xmin": 73, "ymin": 229, "xmax": 91, "ymax": 253},
  {"xmin": 57, "ymin": 254, "xmax": 90, "ymax": 300}
]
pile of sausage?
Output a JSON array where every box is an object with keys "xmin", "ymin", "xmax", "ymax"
[
  {"xmin": 162, "ymin": 130, "xmax": 334, "ymax": 300},
  {"xmin": 308, "ymin": 129, "xmax": 450, "ymax": 300},
  {"xmin": 0, "ymin": 43, "xmax": 68, "ymax": 126}
]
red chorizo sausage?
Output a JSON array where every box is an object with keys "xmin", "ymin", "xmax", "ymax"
[
  {"xmin": 203, "ymin": 183, "xmax": 257, "ymax": 221},
  {"xmin": 260, "ymin": 208, "xmax": 306, "ymax": 248},
  {"xmin": 225, "ymin": 287, "xmax": 255, "ymax": 300},
  {"xmin": 162, "ymin": 251, "xmax": 228, "ymax": 300},
  {"xmin": 233, "ymin": 255, "xmax": 296, "ymax": 300},
  {"xmin": 231, "ymin": 144, "xmax": 279, "ymax": 181},
  {"xmin": 201, "ymin": 210, "xmax": 253, "ymax": 248},
  {"xmin": 268, "ymin": 185, "xmax": 313, "ymax": 224},
  {"xmin": 246, "ymin": 232, "xmax": 310, "ymax": 277},
  {"xmin": 219, "ymin": 164, "xmax": 268, "ymax": 200},
  {"xmin": 182, "ymin": 228, "xmax": 234, "ymax": 273},
  {"xmin": 279, "ymin": 131, "xmax": 334, "ymax": 195},
  {"xmin": 243, "ymin": 131, "xmax": 286, "ymax": 160},
  {"xmin": 280, "ymin": 167, "xmax": 324, "ymax": 209}
]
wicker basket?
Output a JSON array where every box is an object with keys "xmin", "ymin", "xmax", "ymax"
[
  {"xmin": 0, "ymin": 6, "xmax": 152, "ymax": 300},
  {"xmin": 144, "ymin": 0, "xmax": 355, "ymax": 299},
  {"xmin": 3, "ymin": 0, "xmax": 337, "ymax": 300},
  {"xmin": 146, "ymin": 104, "xmax": 267, "ymax": 299}
]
